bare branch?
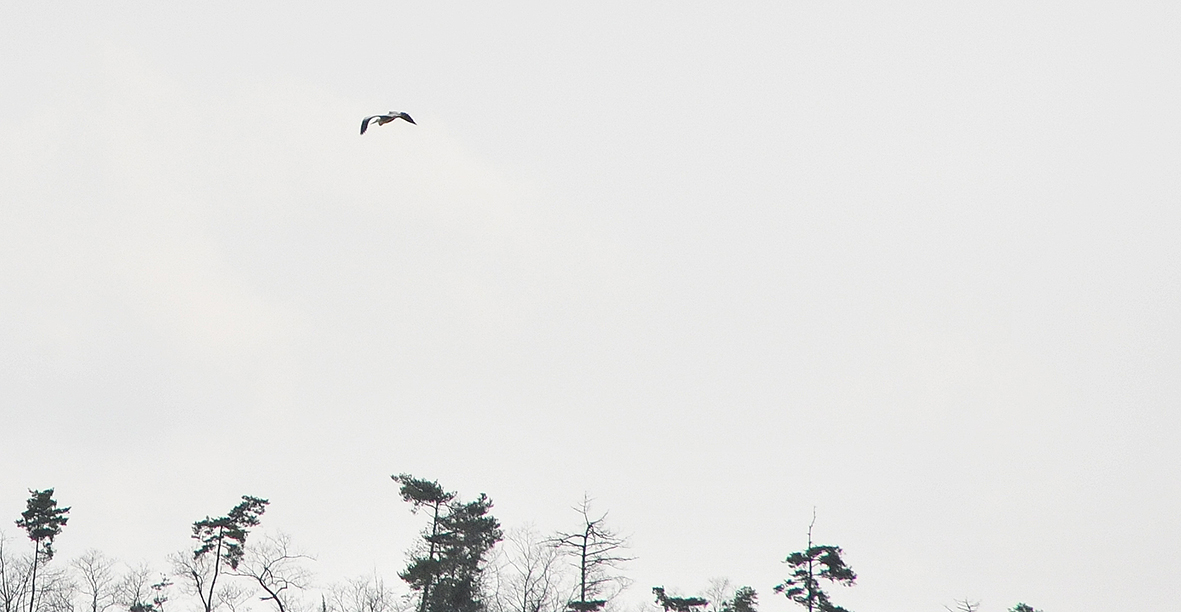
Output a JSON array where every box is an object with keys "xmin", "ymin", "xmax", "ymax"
[
  {"xmin": 489, "ymin": 526, "xmax": 574, "ymax": 612},
  {"xmin": 944, "ymin": 600, "xmax": 980, "ymax": 612},
  {"xmin": 551, "ymin": 496, "xmax": 633, "ymax": 610},
  {"xmin": 70, "ymin": 551, "xmax": 119, "ymax": 612},
  {"xmin": 228, "ymin": 533, "xmax": 314, "ymax": 612},
  {"xmin": 325, "ymin": 575, "xmax": 411, "ymax": 612}
]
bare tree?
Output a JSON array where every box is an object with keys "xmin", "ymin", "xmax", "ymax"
[
  {"xmin": 944, "ymin": 600, "xmax": 979, "ymax": 612},
  {"xmin": 170, "ymin": 552, "xmax": 252, "ymax": 612},
  {"xmin": 551, "ymin": 497, "xmax": 632, "ymax": 612},
  {"xmin": 701, "ymin": 580, "xmax": 732, "ymax": 612},
  {"xmin": 115, "ymin": 566, "xmax": 170, "ymax": 612},
  {"xmin": 229, "ymin": 533, "xmax": 313, "ymax": 612},
  {"xmin": 0, "ymin": 534, "xmax": 74, "ymax": 612},
  {"xmin": 71, "ymin": 551, "xmax": 119, "ymax": 612},
  {"xmin": 212, "ymin": 584, "xmax": 251, "ymax": 612},
  {"xmin": 114, "ymin": 565, "xmax": 151, "ymax": 612},
  {"xmin": 325, "ymin": 575, "xmax": 410, "ymax": 612},
  {"xmin": 30, "ymin": 569, "xmax": 74, "ymax": 612},
  {"xmin": 489, "ymin": 527, "xmax": 572, "ymax": 612},
  {"xmin": 171, "ymin": 551, "xmax": 212, "ymax": 612},
  {"xmin": 0, "ymin": 533, "xmax": 32, "ymax": 612}
]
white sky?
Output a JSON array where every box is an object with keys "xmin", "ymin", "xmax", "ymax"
[{"xmin": 2, "ymin": 2, "xmax": 1179, "ymax": 611}]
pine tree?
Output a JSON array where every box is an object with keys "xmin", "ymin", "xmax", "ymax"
[
  {"xmin": 652, "ymin": 588, "xmax": 708, "ymax": 612},
  {"xmin": 773, "ymin": 513, "xmax": 855, "ymax": 612},
  {"xmin": 15, "ymin": 489, "xmax": 69, "ymax": 612},
  {"xmin": 189, "ymin": 496, "xmax": 269, "ymax": 612},
  {"xmin": 393, "ymin": 474, "xmax": 502, "ymax": 612},
  {"xmin": 721, "ymin": 587, "xmax": 757, "ymax": 612}
]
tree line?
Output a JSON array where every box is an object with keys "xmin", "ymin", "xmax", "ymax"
[{"xmin": 2, "ymin": 484, "xmax": 1043, "ymax": 612}]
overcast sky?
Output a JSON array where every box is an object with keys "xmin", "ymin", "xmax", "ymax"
[{"xmin": 2, "ymin": 2, "xmax": 1179, "ymax": 611}]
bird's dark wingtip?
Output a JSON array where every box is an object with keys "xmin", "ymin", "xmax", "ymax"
[
  {"xmin": 402, "ymin": 114, "xmax": 416, "ymax": 125},
  {"xmin": 360, "ymin": 116, "xmax": 373, "ymax": 135}
]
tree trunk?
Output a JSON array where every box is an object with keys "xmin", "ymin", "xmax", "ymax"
[
  {"xmin": 206, "ymin": 529, "xmax": 224, "ymax": 612},
  {"xmin": 419, "ymin": 500, "xmax": 443, "ymax": 612},
  {"xmin": 26, "ymin": 541, "xmax": 39, "ymax": 612}
]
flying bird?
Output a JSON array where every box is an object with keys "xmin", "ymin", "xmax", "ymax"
[{"xmin": 360, "ymin": 111, "xmax": 416, "ymax": 135}]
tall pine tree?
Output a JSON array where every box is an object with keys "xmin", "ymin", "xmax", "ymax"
[
  {"xmin": 189, "ymin": 496, "xmax": 269, "ymax": 612},
  {"xmin": 393, "ymin": 474, "xmax": 502, "ymax": 612},
  {"xmin": 15, "ymin": 489, "xmax": 69, "ymax": 612}
]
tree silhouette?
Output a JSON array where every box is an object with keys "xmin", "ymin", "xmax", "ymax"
[
  {"xmin": 121, "ymin": 569, "xmax": 171, "ymax": 612},
  {"xmin": 488, "ymin": 526, "xmax": 570, "ymax": 612},
  {"xmin": 15, "ymin": 489, "xmax": 69, "ymax": 612},
  {"xmin": 774, "ymin": 513, "xmax": 855, "ymax": 612},
  {"xmin": 189, "ymin": 496, "xmax": 269, "ymax": 612},
  {"xmin": 229, "ymin": 532, "xmax": 312, "ymax": 612},
  {"xmin": 551, "ymin": 497, "xmax": 631, "ymax": 612},
  {"xmin": 72, "ymin": 550, "xmax": 119, "ymax": 612},
  {"xmin": 393, "ymin": 474, "xmax": 502, "ymax": 612},
  {"xmin": 944, "ymin": 601, "xmax": 979, "ymax": 612},
  {"xmin": 393, "ymin": 474, "xmax": 455, "ymax": 612}
]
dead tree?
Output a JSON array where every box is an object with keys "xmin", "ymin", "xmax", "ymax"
[
  {"xmin": 229, "ymin": 533, "xmax": 313, "ymax": 612},
  {"xmin": 551, "ymin": 497, "xmax": 632, "ymax": 612}
]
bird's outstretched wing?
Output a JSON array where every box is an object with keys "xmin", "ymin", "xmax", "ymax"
[
  {"xmin": 398, "ymin": 113, "xmax": 416, "ymax": 125},
  {"xmin": 360, "ymin": 115, "xmax": 380, "ymax": 135}
]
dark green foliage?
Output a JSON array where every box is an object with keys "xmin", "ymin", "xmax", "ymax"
[
  {"xmin": 147, "ymin": 576, "xmax": 173, "ymax": 612},
  {"xmin": 128, "ymin": 580, "xmax": 170, "ymax": 612},
  {"xmin": 192, "ymin": 496, "xmax": 269, "ymax": 570},
  {"xmin": 394, "ymin": 476, "xmax": 456, "ymax": 510},
  {"xmin": 15, "ymin": 489, "xmax": 69, "ymax": 561},
  {"xmin": 721, "ymin": 588, "xmax": 757, "ymax": 612},
  {"xmin": 16, "ymin": 488, "xmax": 70, "ymax": 612},
  {"xmin": 1009, "ymin": 604, "xmax": 1042, "ymax": 612},
  {"xmin": 121, "ymin": 569, "xmax": 170, "ymax": 612},
  {"xmin": 774, "ymin": 515, "xmax": 855, "ymax": 612},
  {"xmin": 774, "ymin": 546, "xmax": 855, "ymax": 612},
  {"xmin": 652, "ymin": 588, "xmax": 708, "ymax": 612},
  {"xmin": 190, "ymin": 496, "xmax": 268, "ymax": 612},
  {"xmin": 393, "ymin": 474, "xmax": 502, "ymax": 612},
  {"xmin": 392, "ymin": 474, "xmax": 454, "ymax": 612}
]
